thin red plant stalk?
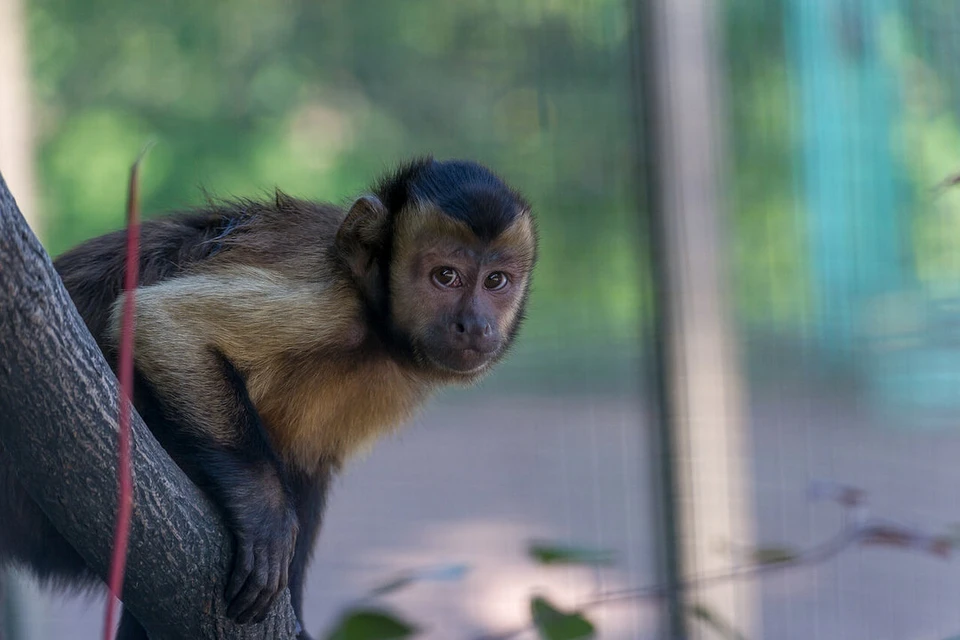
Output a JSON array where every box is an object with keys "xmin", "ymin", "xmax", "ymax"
[{"xmin": 103, "ymin": 149, "xmax": 148, "ymax": 640}]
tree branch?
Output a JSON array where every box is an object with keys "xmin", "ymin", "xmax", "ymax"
[{"xmin": 0, "ymin": 172, "xmax": 298, "ymax": 639}]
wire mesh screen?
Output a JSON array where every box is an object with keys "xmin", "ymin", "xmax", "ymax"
[
  {"xmin": 727, "ymin": 0, "xmax": 960, "ymax": 638},
  {"xmin": 5, "ymin": 0, "xmax": 960, "ymax": 638}
]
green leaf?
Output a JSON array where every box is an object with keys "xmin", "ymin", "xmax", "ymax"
[
  {"xmin": 752, "ymin": 545, "xmax": 798, "ymax": 565},
  {"xmin": 530, "ymin": 596, "xmax": 596, "ymax": 640},
  {"xmin": 324, "ymin": 608, "xmax": 419, "ymax": 640},
  {"xmin": 688, "ymin": 604, "xmax": 748, "ymax": 640},
  {"xmin": 528, "ymin": 541, "xmax": 616, "ymax": 567}
]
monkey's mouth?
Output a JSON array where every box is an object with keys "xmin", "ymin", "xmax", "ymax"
[{"xmin": 425, "ymin": 345, "xmax": 499, "ymax": 375}]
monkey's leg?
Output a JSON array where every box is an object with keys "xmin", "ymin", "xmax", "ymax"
[
  {"xmin": 132, "ymin": 351, "xmax": 298, "ymax": 626},
  {"xmin": 286, "ymin": 464, "xmax": 334, "ymax": 636}
]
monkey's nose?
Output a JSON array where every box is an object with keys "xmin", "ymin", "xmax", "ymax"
[
  {"xmin": 451, "ymin": 317, "xmax": 498, "ymax": 354},
  {"xmin": 452, "ymin": 319, "xmax": 491, "ymax": 337}
]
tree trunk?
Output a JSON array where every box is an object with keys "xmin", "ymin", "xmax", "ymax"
[{"xmin": 0, "ymin": 173, "xmax": 298, "ymax": 639}]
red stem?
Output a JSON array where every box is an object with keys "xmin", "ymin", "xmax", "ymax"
[{"xmin": 103, "ymin": 159, "xmax": 141, "ymax": 640}]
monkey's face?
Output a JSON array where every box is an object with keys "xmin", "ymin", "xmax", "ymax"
[{"xmin": 390, "ymin": 205, "xmax": 536, "ymax": 380}]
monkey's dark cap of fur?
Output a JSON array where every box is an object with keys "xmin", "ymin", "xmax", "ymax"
[{"xmin": 376, "ymin": 157, "xmax": 531, "ymax": 242}]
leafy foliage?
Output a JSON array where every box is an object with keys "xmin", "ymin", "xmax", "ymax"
[
  {"xmin": 27, "ymin": 0, "xmax": 643, "ymax": 363},
  {"xmin": 530, "ymin": 596, "xmax": 595, "ymax": 640},
  {"xmin": 751, "ymin": 545, "xmax": 799, "ymax": 565},
  {"xmin": 324, "ymin": 608, "xmax": 418, "ymax": 640},
  {"xmin": 527, "ymin": 541, "xmax": 616, "ymax": 567}
]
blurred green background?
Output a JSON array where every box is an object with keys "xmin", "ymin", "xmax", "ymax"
[
  {"xmin": 25, "ymin": 0, "xmax": 960, "ymax": 400},
  {"xmin": 27, "ymin": 0, "xmax": 644, "ymax": 397}
]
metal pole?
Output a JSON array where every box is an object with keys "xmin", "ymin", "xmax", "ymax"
[
  {"xmin": 633, "ymin": 0, "xmax": 757, "ymax": 637},
  {"xmin": 629, "ymin": 2, "xmax": 687, "ymax": 635},
  {"xmin": 0, "ymin": 0, "xmax": 39, "ymax": 232}
]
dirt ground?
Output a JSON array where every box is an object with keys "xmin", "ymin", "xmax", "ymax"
[{"xmin": 15, "ymin": 380, "xmax": 960, "ymax": 640}]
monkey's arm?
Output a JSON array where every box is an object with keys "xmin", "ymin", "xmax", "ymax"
[
  {"xmin": 114, "ymin": 269, "xmax": 341, "ymax": 625},
  {"xmin": 136, "ymin": 347, "xmax": 298, "ymax": 625}
]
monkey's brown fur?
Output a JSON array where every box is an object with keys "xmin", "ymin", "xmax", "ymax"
[
  {"xmin": 0, "ymin": 157, "xmax": 536, "ymax": 640},
  {"xmin": 116, "ymin": 192, "xmax": 535, "ymax": 470}
]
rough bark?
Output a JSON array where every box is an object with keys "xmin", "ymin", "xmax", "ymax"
[{"xmin": 0, "ymin": 172, "xmax": 298, "ymax": 639}]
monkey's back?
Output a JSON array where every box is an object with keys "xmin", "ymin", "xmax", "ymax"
[
  {"xmin": 53, "ymin": 196, "xmax": 345, "ymax": 355},
  {"xmin": 53, "ymin": 210, "xmax": 231, "ymax": 354}
]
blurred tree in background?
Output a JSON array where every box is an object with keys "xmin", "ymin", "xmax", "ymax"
[
  {"xmin": 725, "ymin": 0, "xmax": 960, "ymax": 340},
  {"xmin": 25, "ymin": 0, "xmax": 644, "ymax": 386},
  {"xmin": 24, "ymin": 0, "xmax": 960, "ymax": 390}
]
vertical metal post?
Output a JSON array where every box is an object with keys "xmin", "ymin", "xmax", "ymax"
[
  {"xmin": 633, "ymin": 0, "xmax": 757, "ymax": 637},
  {"xmin": 629, "ymin": 2, "xmax": 687, "ymax": 633},
  {"xmin": 0, "ymin": 0, "xmax": 38, "ymax": 232}
]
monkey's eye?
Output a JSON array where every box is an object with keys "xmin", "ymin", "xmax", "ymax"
[
  {"xmin": 432, "ymin": 267, "xmax": 462, "ymax": 288},
  {"xmin": 484, "ymin": 272, "xmax": 509, "ymax": 291}
]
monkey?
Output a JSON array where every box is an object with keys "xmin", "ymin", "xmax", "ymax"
[{"xmin": 0, "ymin": 156, "xmax": 537, "ymax": 639}]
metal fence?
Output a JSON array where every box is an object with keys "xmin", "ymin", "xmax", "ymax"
[{"xmin": 3, "ymin": 0, "xmax": 960, "ymax": 638}]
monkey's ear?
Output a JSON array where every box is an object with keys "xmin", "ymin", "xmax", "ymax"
[{"xmin": 336, "ymin": 195, "xmax": 390, "ymax": 277}]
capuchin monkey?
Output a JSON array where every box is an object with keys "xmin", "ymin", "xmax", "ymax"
[{"xmin": 0, "ymin": 157, "xmax": 537, "ymax": 639}]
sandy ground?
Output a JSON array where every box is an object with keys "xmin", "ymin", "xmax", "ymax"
[
  {"xmin": 10, "ymin": 380, "xmax": 960, "ymax": 640},
  {"xmin": 20, "ymin": 391, "xmax": 659, "ymax": 640}
]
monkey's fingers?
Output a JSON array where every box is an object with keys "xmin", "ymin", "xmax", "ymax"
[
  {"xmin": 226, "ymin": 540, "xmax": 267, "ymax": 622},
  {"xmin": 258, "ymin": 535, "xmax": 296, "ymax": 623},
  {"xmin": 249, "ymin": 546, "xmax": 294, "ymax": 625},
  {"xmin": 279, "ymin": 551, "xmax": 290, "ymax": 594},
  {"xmin": 248, "ymin": 549, "xmax": 287, "ymax": 624},
  {"xmin": 225, "ymin": 539, "xmax": 255, "ymax": 607},
  {"xmin": 225, "ymin": 507, "xmax": 298, "ymax": 624},
  {"xmin": 274, "ymin": 545, "xmax": 291, "ymax": 613},
  {"xmin": 247, "ymin": 580, "xmax": 281, "ymax": 624},
  {"xmin": 230, "ymin": 533, "xmax": 298, "ymax": 625},
  {"xmin": 235, "ymin": 545, "xmax": 280, "ymax": 624}
]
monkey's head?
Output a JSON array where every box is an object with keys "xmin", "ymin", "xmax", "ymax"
[{"xmin": 336, "ymin": 157, "xmax": 537, "ymax": 382}]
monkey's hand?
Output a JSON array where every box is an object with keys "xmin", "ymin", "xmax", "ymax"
[{"xmin": 225, "ymin": 499, "xmax": 299, "ymax": 624}]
